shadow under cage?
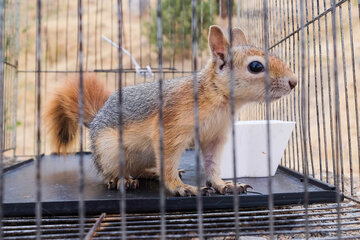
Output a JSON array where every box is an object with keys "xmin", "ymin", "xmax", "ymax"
[{"xmin": 0, "ymin": 0, "xmax": 360, "ymax": 239}]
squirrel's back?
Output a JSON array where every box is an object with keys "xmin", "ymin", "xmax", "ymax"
[{"xmin": 90, "ymin": 76, "xmax": 191, "ymax": 137}]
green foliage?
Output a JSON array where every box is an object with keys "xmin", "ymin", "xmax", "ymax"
[{"xmin": 146, "ymin": 0, "xmax": 216, "ymax": 59}]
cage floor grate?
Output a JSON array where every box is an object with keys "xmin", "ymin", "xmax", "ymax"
[{"xmin": 2, "ymin": 203, "xmax": 360, "ymax": 239}]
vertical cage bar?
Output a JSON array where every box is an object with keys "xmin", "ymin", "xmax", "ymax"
[
  {"xmin": 285, "ymin": 0, "xmax": 292, "ymax": 169},
  {"xmin": 128, "ymin": 0, "xmax": 133, "ymax": 70},
  {"xmin": 323, "ymin": 0, "xmax": 337, "ymax": 188},
  {"xmin": 77, "ymin": 0, "xmax": 85, "ymax": 238},
  {"xmin": 219, "ymin": 0, "xmax": 221, "ymax": 16},
  {"xmin": 263, "ymin": 0, "xmax": 274, "ymax": 238},
  {"xmin": 291, "ymin": 0, "xmax": 299, "ymax": 172},
  {"xmin": 237, "ymin": 0, "xmax": 240, "ymax": 26},
  {"xmin": 35, "ymin": 0, "xmax": 42, "ymax": 239},
  {"xmin": 299, "ymin": 0, "xmax": 310, "ymax": 238},
  {"xmin": 304, "ymin": 0, "xmax": 315, "ymax": 179},
  {"xmin": 94, "ymin": 0, "xmax": 99, "ymax": 69},
  {"xmin": 55, "ymin": 0, "xmax": 59, "ymax": 73},
  {"xmin": 200, "ymin": 0, "xmax": 203, "ymax": 67},
  {"xmin": 100, "ymin": 0, "xmax": 104, "ymax": 70},
  {"xmin": 156, "ymin": 1, "xmax": 166, "ymax": 239},
  {"xmin": 22, "ymin": 0, "xmax": 29, "ymax": 155},
  {"xmin": 347, "ymin": 0, "xmax": 360, "ymax": 197},
  {"xmin": 0, "ymin": 0, "xmax": 4, "ymax": 238},
  {"xmin": 181, "ymin": 0, "xmax": 185, "ymax": 76},
  {"xmin": 296, "ymin": 0, "xmax": 302, "ymax": 174},
  {"xmin": 85, "ymin": 0, "xmax": 90, "ymax": 71},
  {"xmin": 12, "ymin": 0, "xmax": 20, "ymax": 159},
  {"xmin": 330, "ymin": 0, "xmax": 342, "ymax": 238},
  {"xmin": 227, "ymin": 2, "xmax": 240, "ymax": 239},
  {"xmin": 316, "ymin": 0, "xmax": 329, "ymax": 183},
  {"xmin": 191, "ymin": 1, "xmax": 203, "ymax": 239},
  {"xmin": 210, "ymin": 0, "xmax": 213, "ymax": 24},
  {"xmin": 139, "ymin": 0, "xmax": 142, "ymax": 67},
  {"xmin": 43, "ymin": 0, "xmax": 49, "ymax": 154},
  {"xmin": 117, "ymin": 1, "xmax": 126, "ymax": 239},
  {"xmin": 339, "ymin": 5, "xmax": 353, "ymax": 196},
  {"xmin": 65, "ymin": 0, "xmax": 70, "ymax": 70},
  {"xmin": 311, "ymin": 0, "xmax": 323, "ymax": 182}
]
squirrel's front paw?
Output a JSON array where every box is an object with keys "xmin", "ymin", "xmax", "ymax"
[
  {"xmin": 210, "ymin": 181, "xmax": 252, "ymax": 195},
  {"xmin": 107, "ymin": 178, "xmax": 139, "ymax": 190}
]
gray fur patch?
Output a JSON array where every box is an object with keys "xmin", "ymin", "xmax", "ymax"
[{"xmin": 89, "ymin": 76, "xmax": 190, "ymax": 139}]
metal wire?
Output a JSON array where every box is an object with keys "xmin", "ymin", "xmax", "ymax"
[
  {"xmin": 77, "ymin": 0, "xmax": 85, "ymax": 238},
  {"xmin": 339, "ymin": 5, "xmax": 353, "ymax": 198},
  {"xmin": 156, "ymin": 1, "xmax": 166, "ymax": 239},
  {"xmin": 116, "ymin": 2, "xmax": 126, "ymax": 240},
  {"xmin": 263, "ymin": 1, "xmax": 275, "ymax": 239},
  {"xmin": 347, "ymin": 0, "xmax": 360, "ymax": 196},
  {"xmin": 35, "ymin": 0, "xmax": 42, "ymax": 239},
  {"xmin": 299, "ymin": 0, "xmax": 310, "ymax": 238},
  {"xmin": 191, "ymin": 1, "xmax": 204, "ymax": 238},
  {"xmin": 0, "ymin": 1, "xmax": 4, "ymax": 239},
  {"xmin": 227, "ymin": 2, "xmax": 240, "ymax": 239},
  {"xmin": 330, "ymin": 0, "xmax": 343, "ymax": 238}
]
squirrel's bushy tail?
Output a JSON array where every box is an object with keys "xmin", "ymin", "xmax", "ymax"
[{"xmin": 44, "ymin": 74, "xmax": 110, "ymax": 153}]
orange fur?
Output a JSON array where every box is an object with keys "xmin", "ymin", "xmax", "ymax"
[{"xmin": 43, "ymin": 74, "xmax": 110, "ymax": 153}]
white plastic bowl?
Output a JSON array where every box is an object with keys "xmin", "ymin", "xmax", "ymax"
[{"xmin": 220, "ymin": 120, "xmax": 295, "ymax": 178}]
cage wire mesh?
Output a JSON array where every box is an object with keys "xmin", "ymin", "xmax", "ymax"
[{"xmin": 0, "ymin": 0, "xmax": 360, "ymax": 239}]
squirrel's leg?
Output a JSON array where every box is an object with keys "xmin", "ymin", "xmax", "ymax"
[
  {"xmin": 152, "ymin": 133, "xmax": 198, "ymax": 196},
  {"xmin": 201, "ymin": 136, "xmax": 252, "ymax": 195},
  {"xmin": 93, "ymin": 127, "xmax": 140, "ymax": 190}
]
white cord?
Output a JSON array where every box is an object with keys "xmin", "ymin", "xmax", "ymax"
[{"xmin": 102, "ymin": 35, "xmax": 154, "ymax": 78}]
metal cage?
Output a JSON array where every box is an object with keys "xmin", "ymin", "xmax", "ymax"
[{"xmin": 0, "ymin": 0, "xmax": 360, "ymax": 239}]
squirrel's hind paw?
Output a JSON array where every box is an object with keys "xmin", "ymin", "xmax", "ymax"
[
  {"xmin": 174, "ymin": 184, "xmax": 197, "ymax": 196},
  {"xmin": 214, "ymin": 181, "xmax": 253, "ymax": 195}
]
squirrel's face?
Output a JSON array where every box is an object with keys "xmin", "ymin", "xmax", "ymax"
[
  {"xmin": 231, "ymin": 48, "xmax": 297, "ymax": 102},
  {"xmin": 208, "ymin": 25, "xmax": 297, "ymax": 103}
]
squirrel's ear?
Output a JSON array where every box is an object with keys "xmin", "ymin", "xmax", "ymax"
[
  {"xmin": 232, "ymin": 27, "xmax": 248, "ymax": 46},
  {"xmin": 208, "ymin": 25, "xmax": 229, "ymax": 65}
]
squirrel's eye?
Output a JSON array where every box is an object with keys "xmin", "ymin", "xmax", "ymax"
[{"xmin": 248, "ymin": 61, "xmax": 264, "ymax": 73}]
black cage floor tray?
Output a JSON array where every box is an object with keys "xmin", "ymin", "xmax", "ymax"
[{"xmin": 3, "ymin": 151, "xmax": 341, "ymax": 216}]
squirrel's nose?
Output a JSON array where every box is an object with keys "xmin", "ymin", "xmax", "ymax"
[{"xmin": 289, "ymin": 78, "xmax": 297, "ymax": 89}]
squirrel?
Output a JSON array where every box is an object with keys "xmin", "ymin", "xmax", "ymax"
[{"xmin": 44, "ymin": 25, "xmax": 297, "ymax": 196}]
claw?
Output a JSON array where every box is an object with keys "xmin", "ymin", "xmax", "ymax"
[
  {"xmin": 184, "ymin": 189, "xmax": 192, "ymax": 197},
  {"xmin": 242, "ymin": 184, "xmax": 253, "ymax": 193},
  {"xmin": 201, "ymin": 186, "xmax": 216, "ymax": 196},
  {"xmin": 178, "ymin": 169, "xmax": 186, "ymax": 179},
  {"xmin": 107, "ymin": 180, "xmax": 116, "ymax": 190},
  {"xmin": 130, "ymin": 179, "xmax": 139, "ymax": 189},
  {"xmin": 113, "ymin": 178, "xmax": 140, "ymax": 190}
]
